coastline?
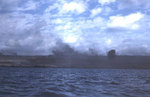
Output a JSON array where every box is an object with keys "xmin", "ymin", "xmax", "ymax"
[{"xmin": 0, "ymin": 55, "xmax": 150, "ymax": 69}]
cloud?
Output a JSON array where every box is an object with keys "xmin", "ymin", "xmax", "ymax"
[
  {"xmin": 62, "ymin": 1, "xmax": 86, "ymax": 14},
  {"xmin": 45, "ymin": 3, "xmax": 60, "ymax": 13},
  {"xmin": 0, "ymin": 12, "xmax": 50, "ymax": 55},
  {"xmin": 117, "ymin": 0, "xmax": 150, "ymax": 10},
  {"xmin": 0, "ymin": 0, "xmax": 150, "ymax": 56},
  {"xmin": 102, "ymin": 6, "xmax": 113, "ymax": 16},
  {"xmin": 18, "ymin": 0, "xmax": 39, "ymax": 11},
  {"xmin": 0, "ymin": 0, "xmax": 19, "ymax": 13},
  {"xmin": 77, "ymin": 17, "xmax": 106, "ymax": 29},
  {"xmin": 98, "ymin": 0, "xmax": 116, "ymax": 5},
  {"xmin": 118, "ymin": 43, "xmax": 150, "ymax": 55},
  {"xmin": 107, "ymin": 12, "xmax": 144, "ymax": 30},
  {"xmin": 90, "ymin": 8, "xmax": 102, "ymax": 17},
  {"xmin": 0, "ymin": 0, "xmax": 40, "ymax": 13}
]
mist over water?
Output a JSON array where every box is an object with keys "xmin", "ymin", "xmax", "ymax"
[{"xmin": 0, "ymin": 67, "xmax": 150, "ymax": 97}]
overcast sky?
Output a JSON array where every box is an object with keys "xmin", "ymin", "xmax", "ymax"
[{"xmin": 0, "ymin": 0, "xmax": 150, "ymax": 55}]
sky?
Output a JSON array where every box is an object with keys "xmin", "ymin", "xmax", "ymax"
[{"xmin": 0, "ymin": 0, "xmax": 150, "ymax": 55}]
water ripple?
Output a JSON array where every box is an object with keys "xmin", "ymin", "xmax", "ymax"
[{"xmin": 0, "ymin": 67, "xmax": 150, "ymax": 97}]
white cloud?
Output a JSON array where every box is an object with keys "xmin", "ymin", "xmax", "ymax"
[
  {"xmin": 106, "ymin": 39, "xmax": 112, "ymax": 45},
  {"xmin": 90, "ymin": 8, "xmax": 102, "ymax": 17},
  {"xmin": 63, "ymin": 34, "xmax": 78, "ymax": 43},
  {"xmin": 52, "ymin": 19, "xmax": 63, "ymax": 24},
  {"xmin": 62, "ymin": 2, "xmax": 86, "ymax": 14},
  {"xmin": 98, "ymin": 0, "xmax": 116, "ymax": 5},
  {"xmin": 107, "ymin": 12, "xmax": 144, "ymax": 29},
  {"xmin": 102, "ymin": 6, "xmax": 113, "ymax": 15},
  {"xmin": 72, "ymin": 17, "xmax": 106, "ymax": 30}
]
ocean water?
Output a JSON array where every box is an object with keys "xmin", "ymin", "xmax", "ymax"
[{"xmin": 0, "ymin": 67, "xmax": 150, "ymax": 97}]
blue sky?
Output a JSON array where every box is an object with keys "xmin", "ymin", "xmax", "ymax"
[{"xmin": 0, "ymin": 0, "xmax": 150, "ymax": 55}]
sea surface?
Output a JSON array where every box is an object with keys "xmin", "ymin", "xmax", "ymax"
[{"xmin": 0, "ymin": 67, "xmax": 150, "ymax": 97}]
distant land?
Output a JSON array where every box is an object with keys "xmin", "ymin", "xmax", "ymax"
[
  {"xmin": 0, "ymin": 45, "xmax": 150, "ymax": 69},
  {"xmin": 0, "ymin": 52, "xmax": 150, "ymax": 69}
]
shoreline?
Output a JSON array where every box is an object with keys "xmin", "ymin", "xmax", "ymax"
[{"xmin": 0, "ymin": 55, "xmax": 150, "ymax": 69}]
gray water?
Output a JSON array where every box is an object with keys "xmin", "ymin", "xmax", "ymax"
[{"xmin": 0, "ymin": 67, "xmax": 150, "ymax": 97}]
